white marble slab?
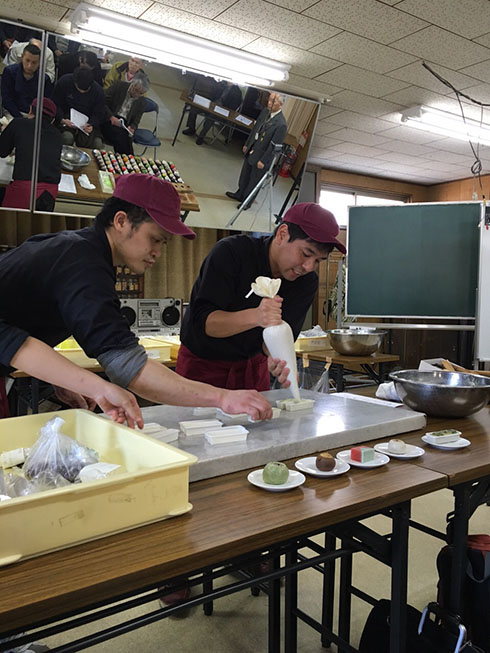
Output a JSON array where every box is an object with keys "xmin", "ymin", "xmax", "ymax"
[{"xmin": 141, "ymin": 389, "xmax": 426, "ymax": 482}]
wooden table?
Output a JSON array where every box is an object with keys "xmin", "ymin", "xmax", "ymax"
[
  {"xmin": 172, "ymin": 91, "xmax": 255, "ymax": 147},
  {"xmin": 303, "ymin": 349, "xmax": 400, "ymax": 392},
  {"xmin": 58, "ymin": 148, "xmax": 200, "ymax": 216},
  {"xmin": 0, "ymin": 445, "xmax": 445, "ymax": 652}
]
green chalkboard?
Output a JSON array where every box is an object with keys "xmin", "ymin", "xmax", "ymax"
[{"xmin": 346, "ymin": 203, "xmax": 481, "ymax": 318}]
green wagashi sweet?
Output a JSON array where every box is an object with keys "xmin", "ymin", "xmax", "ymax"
[{"xmin": 262, "ymin": 461, "xmax": 289, "ymax": 485}]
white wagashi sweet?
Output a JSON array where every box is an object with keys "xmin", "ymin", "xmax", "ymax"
[{"xmin": 388, "ymin": 438, "xmax": 407, "ymax": 454}]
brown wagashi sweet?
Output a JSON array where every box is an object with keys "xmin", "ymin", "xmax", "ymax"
[{"xmin": 315, "ymin": 451, "xmax": 336, "ymax": 472}]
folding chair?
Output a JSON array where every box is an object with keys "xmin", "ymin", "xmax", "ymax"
[{"xmin": 133, "ymin": 97, "xmax": 161, "ymax": 158}]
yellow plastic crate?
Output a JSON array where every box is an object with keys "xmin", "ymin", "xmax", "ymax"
[
  {"xmin": 0, "ymin": 410, "xmax": 196, "ymax": 566},
  {"xmin": 294, "ymin": 336, "xmax": 330, "ymax": 352},
  {"xmin": 55, "ymin": 337, "xmax": 171, "ymax": 362}
]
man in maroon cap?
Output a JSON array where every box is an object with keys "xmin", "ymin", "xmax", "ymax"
[
  {"xmin": 176, "ymin": 202, "xmax": 346, "ymax": 391},
  {"xmin": 0, "ymin": 174, "xmax": 271, "ymax": 420},
  {"xmin": 0, "ymin": 97, "xmax": 61, "ymax": 210}
]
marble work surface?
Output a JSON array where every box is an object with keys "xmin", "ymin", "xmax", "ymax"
[{"xmin": 141, "ymin": 389, "xmax": 426, "ymax": 481}]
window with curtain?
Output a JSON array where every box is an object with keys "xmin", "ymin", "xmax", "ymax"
[{"xmin": 319, "ymin": 187, "xmax": 408, "ymax": 228}]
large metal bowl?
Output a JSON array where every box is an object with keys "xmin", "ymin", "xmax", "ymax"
[
  {"xmin": 60, "ymin": 146, "xmax": 90, "ymax": 171},
  {"xmin": 390, "ymin": 370, "xmax": 490, "ymax": 417},
  {"xmin": 327, "ymin": 328, "xmax": 386, "ymax": 356}
]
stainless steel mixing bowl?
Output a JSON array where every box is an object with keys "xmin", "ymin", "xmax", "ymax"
[
  {"xmin": 390, "ymin": 370, "xmax": 490, "ymax": 417},
  {"xmin": 60, "ymin": 146, "xmax": 90, "ymax": 171},
  {"xmin": 327, "ymin": 328, "xmax": 386, "ymax": 356}
]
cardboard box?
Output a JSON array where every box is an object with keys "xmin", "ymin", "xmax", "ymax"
[
  {"xmin": 294, "ymin": 336, "xmax": 329, "ymax": 352},
  {"xmin": 0, "ymin": 410, "xmax": 196, "ymax": 566}
]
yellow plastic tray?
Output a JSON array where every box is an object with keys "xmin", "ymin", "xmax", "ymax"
[
  {"xmin": 0, "ymin": 410, "xmax": 196, "ymax": 566},
  {"xmin": 55, "ymin": 337, "xmax": 171, "ymax": 362},
  {"xmin": 294, "ymin": 336, "xmax": 329, "ymax": 352}
]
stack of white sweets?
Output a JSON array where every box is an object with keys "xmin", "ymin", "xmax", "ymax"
[
  {"xmin": 139, "ymin": 422, "xmax": 179, "ymax": 443},
  {"xmin": 179, "ymin": 418, "xmax": 250, "ymax": 445}
]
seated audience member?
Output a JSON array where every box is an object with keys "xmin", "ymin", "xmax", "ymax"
[
  {"xmin": 103, "ymin": 57, "xmax": 147, "ymax": 90},
  {"xmin": 53, "ymin": 66, "xmax": 105, "ymax": 148},
  {"xmin": 182, "ymin": 75, "xmax": 223, "ymax": 136},
  {"xmin": 195, "ymin": 82, "xmax": 242, "ymax": 145},
  {"xmin": 6, "ymin": 37, "xmax": 56, "ymax": 82},
  {"xmin": 0, "ymin": 21, "xmax": 16, "ymax": 58},
  {"xmin": 0, "ymin": 98, "xmax": 62, "ymax": 211},
  {"xmin": 1, "ymin": 43, "xmax": 53, "ymax": 119},
  {"xmin": 101, "ymin": 74, "xmax": 150, "ymax": 155},
  {"xmin": 57, "ymin": 49, "xmax": 104, "ymax": 86}
]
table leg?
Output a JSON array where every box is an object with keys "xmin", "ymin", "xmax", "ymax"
[
  {"xmin": 321, "ymin": 532, "xmax": 336, "ymax": 648},
  {"xmin": 284, "ymin": 548, "xmax": 298, "ymax": 653},
  {"xmin": 390, "ymin": 502, "xmax": 409, "ymax": 653},
  {"xmin": 338, "ymin": 537, "xmax": 352, "ymax": 645},
  {"xmin": 269, "ymin": 554, "xmax": 281, "ymax": 653},
  {"xmin": 448, "ymin": 484, "xmax": 471, "ymax": 615},
  {"xmin": 333, "ymin": 364, "xmax": 345, "ymax": 392},
  {"xmin": 172, "ymin": 105, "xmax": 188, "ymax": 147},
  {"xmin": 203, "ymin": 571, "xmax": 213, "ymax": 616}
]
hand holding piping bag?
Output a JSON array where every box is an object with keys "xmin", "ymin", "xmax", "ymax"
[{"xmin": 247, "ymin": 276, "xmax": 300, "ymax": 400}]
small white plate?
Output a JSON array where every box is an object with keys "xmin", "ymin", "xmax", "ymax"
[
  {"xmin": 374, "ymin": 442, "xmax": 425, "ymax": 460},
  {"xmin": 295, "ymin": 456, "xmax": 350, "ymax": 477},
  {"xmin": 336, "ymin": 450, "xmax": 390, "ymax": 468},
  {"xmin": 421, "ymin": 435, "xmax": 471, "ymax": 450},
  {"xmin": 247, "ymin": 469, "xmax": 306, "ymax": 492}
]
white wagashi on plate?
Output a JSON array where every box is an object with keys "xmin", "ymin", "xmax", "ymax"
[{"xmin": 388, "ymin": 438, "xmax": 407, "ymax": 454}]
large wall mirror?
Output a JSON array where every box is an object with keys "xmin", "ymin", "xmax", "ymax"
[{"xmin": 0, "ymin": 18, "xmax": 319, "ymax": 233}]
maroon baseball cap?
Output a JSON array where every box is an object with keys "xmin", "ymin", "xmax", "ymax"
[
  {"xmin": 31, "ymin": 97, "xmax": 57, "ymax": 119},
  {"xmin": 113, "ymin": 174, "xmax": 196, "ymax": 239},
  {"xmin": 282, "ymin": 202, "xmax": 346, "ymax": 254}
]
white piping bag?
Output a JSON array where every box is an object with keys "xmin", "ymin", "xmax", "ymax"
[{"xmin": 247, "ymin": 276, "xmax": 300, "ymax": 400}]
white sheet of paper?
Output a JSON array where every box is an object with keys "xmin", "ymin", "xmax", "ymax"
[
  {"xmin": 335, "ymin": 392, "xmax": 404, "ymax": 408},
  {"xmin": 70, "ymin": 108, "xmax": 89, "ymax": 131},
  {"xmin": 235, "ymin": 114, "xmax": 253, "ymax": 126},
  {"xmin": 0, "ymin": 159, "xmax": 14, "ymax": 184},
  {"xmin": 214, "ymin": 105, "xmax": 230, "ymax": 117},
  {"xmin": 193, "ymin": 94, "xmax": 211, "ymax": 109},
  {"xmin": 58, "ymin": 174, "xmax": 77, "ymax": 194}
]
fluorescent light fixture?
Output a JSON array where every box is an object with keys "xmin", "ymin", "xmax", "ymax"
[
  {"xmin": 400, "ymin": 105, "xmax": 490, "ymax": 146},
  {"xmin": 70, "ymin": 3, "xmax": 290, "ymax": 87}
]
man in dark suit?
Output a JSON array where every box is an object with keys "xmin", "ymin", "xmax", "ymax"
[
  {"xmin": 101, "ymin": 74, "xmax": 150, "ymax": 154},
  {"xmin": 226, "ymin": 92, "xmax": 287, "ymax": 210}
]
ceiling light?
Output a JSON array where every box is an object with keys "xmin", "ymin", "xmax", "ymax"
[
  {"xmin": 70, "ymin": 3, "xmax": 290, "ymax": 87},
  {"xmin": 400, "ymin": 105, "xmax": 490, "ymax": 146}
]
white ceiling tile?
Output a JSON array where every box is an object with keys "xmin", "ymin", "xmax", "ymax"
[
  {"xmin": 243, "ymin": 38, "xmax": 341, "ymax": 78},
  {"xmin": 141, "ymin": 3, "xmax": 255, "ymax": 47},
  {"xmin": 390, "ymin": 26, "xmax": 490, "ymax": 69},
  {"xmin": 395, "ymin": 0, "xmax": 490, "ymax": 39},
  {"xmin": 309, "ymin": 147, "xmax": 345, "ymax": 159},
  {"xmin": 318, "ymin": 110, "xmax": 395, "ymax": 133},
  {"xmin": 216, "ymin": 0, "xmax": 341, "ymax": 48},
  {"xmin": 284, "ymin": 73, "xmax": 343, "ymax": 98},
  {"xmin": 2, "ymin": 0, "xmax": 68, "ymax": 19},
  {"xmin": 417, "ymin": 160, "xmax": 467, "ymax": 172},
  {"xmin": 382, "ymin": 85, "xmax": 457, "ymax": 109},
  {"xmin": 387, "ymin": 60, "xmax": 482, "ymax": 94},
  {"xmin": 326, "ymin": 127, "xmax": 394, "ymax": 146},
  {"xmin": 315, "ymin": 121, "xmax": 349, "ymax": 136},
  {"xmin": 428, "ymin": 138, "xmax": 487, "ymax": 155},
  {"xmin": 304, "ymin": 0, "xmax": 428, "ymax": 44},
  {"xmin": 313, "ymin": 134, "xmax": 345, "ymax": 147},
  {"xmin": 310, "ymin": 31, "xmax": 417, "ymax": 73},
  {"xmin": 421, "ymin": 150, "xmax": 477, "ymax": 165},
  {"xmin": 264, "ymin": 0, "xmax": 321, "ymax": 10},
  {"xmin": 376, "ymin": 140, "xmax": 438, "ymax": 156},
  {"xmin": 373, "ymin": 161, "xmax": 429, "ymax": 173},
  {"xmin": 458, "ymin": 60, "xmax": 490, "ymax": 84},
  {"xmin": 475, "ymin": 32, "xmax": 490, "ymax": 48},
  {"xmin": 318, "ymin": 104, "xmax": 345, "ymax": 119},
  {"xmin": 327, "ymin": 142, "xmax": 389, "ymax": 157},
  {"xmin": 316, "ymin": 64, "xmax": 410, "ymax": 98},
  {"xmin": 97, "ymin": 0, "xmax": 153, "ymax": 16},
  {"xmin": 375, "ymin": 151, "xmax": 431, "ymax": 166},
  {"xmin": 456, "ymin": 82, "xmax": 490, "ymax": 103},
  {"xmin": 378, "ymin": 0, "xmax": 402, "ymax": 5},
  {"xmin": 377, "ymin": 125, "xmax": 446, "ymax": 144},
  {"xmin": 147, "ymin": 0, "xmax": 235, "ymax": 19},
  {"xmin": 329, "ymin": 153, "xmax": 386, "ymax": 167},
  {"xmin": 328, "ymin": 90, "xmax": 403, "ymax": 116}
]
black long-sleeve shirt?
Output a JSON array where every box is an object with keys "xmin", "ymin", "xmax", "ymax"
[
  {"xmin": 0, "ymin": 221, "xmax": 145, "ymax": 386},
  {"xmin": 0, "ymin": 116, "xmax": 62, "ymax": 183},
  {"xmin": 52, "ymin": 74, "xmax": 106, "ymax": 128},
  {"xmin": 180, "ymin": 234, "xmax": 318, "ymax": 361}
]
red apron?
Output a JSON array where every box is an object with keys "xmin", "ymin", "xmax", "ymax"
[
  {"xmin": 176, "ymin": 344, "xmax": 270, "ymax": 391},
  {"xmin": 3, "ymin": 180, "xmax": 58, "ymax": 209}
]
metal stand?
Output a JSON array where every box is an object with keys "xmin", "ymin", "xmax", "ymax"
[{"xmin": 225, "ymin": 149, "xmax": 282, "ymax": 231}]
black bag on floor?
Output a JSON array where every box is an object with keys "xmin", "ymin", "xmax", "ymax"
[
  {"xmin": 437, "ymin": 535, "xmax": 490, "ymax": 652},
  {"xmin": 359, "ymin": 599, "xmax": 484, "ymax": 653}
]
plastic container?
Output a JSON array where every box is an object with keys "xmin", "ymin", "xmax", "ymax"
[
  {"xmin": 0, "ymin": 410, "xmax": 196, "ymax": 566},
  {"xmin": 55, "ymin": 337, "xmax": 171, "ymax": 362},
  {"xmin": 294, "ymin": 336, "xmax": 329, "ymax": 352}
]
